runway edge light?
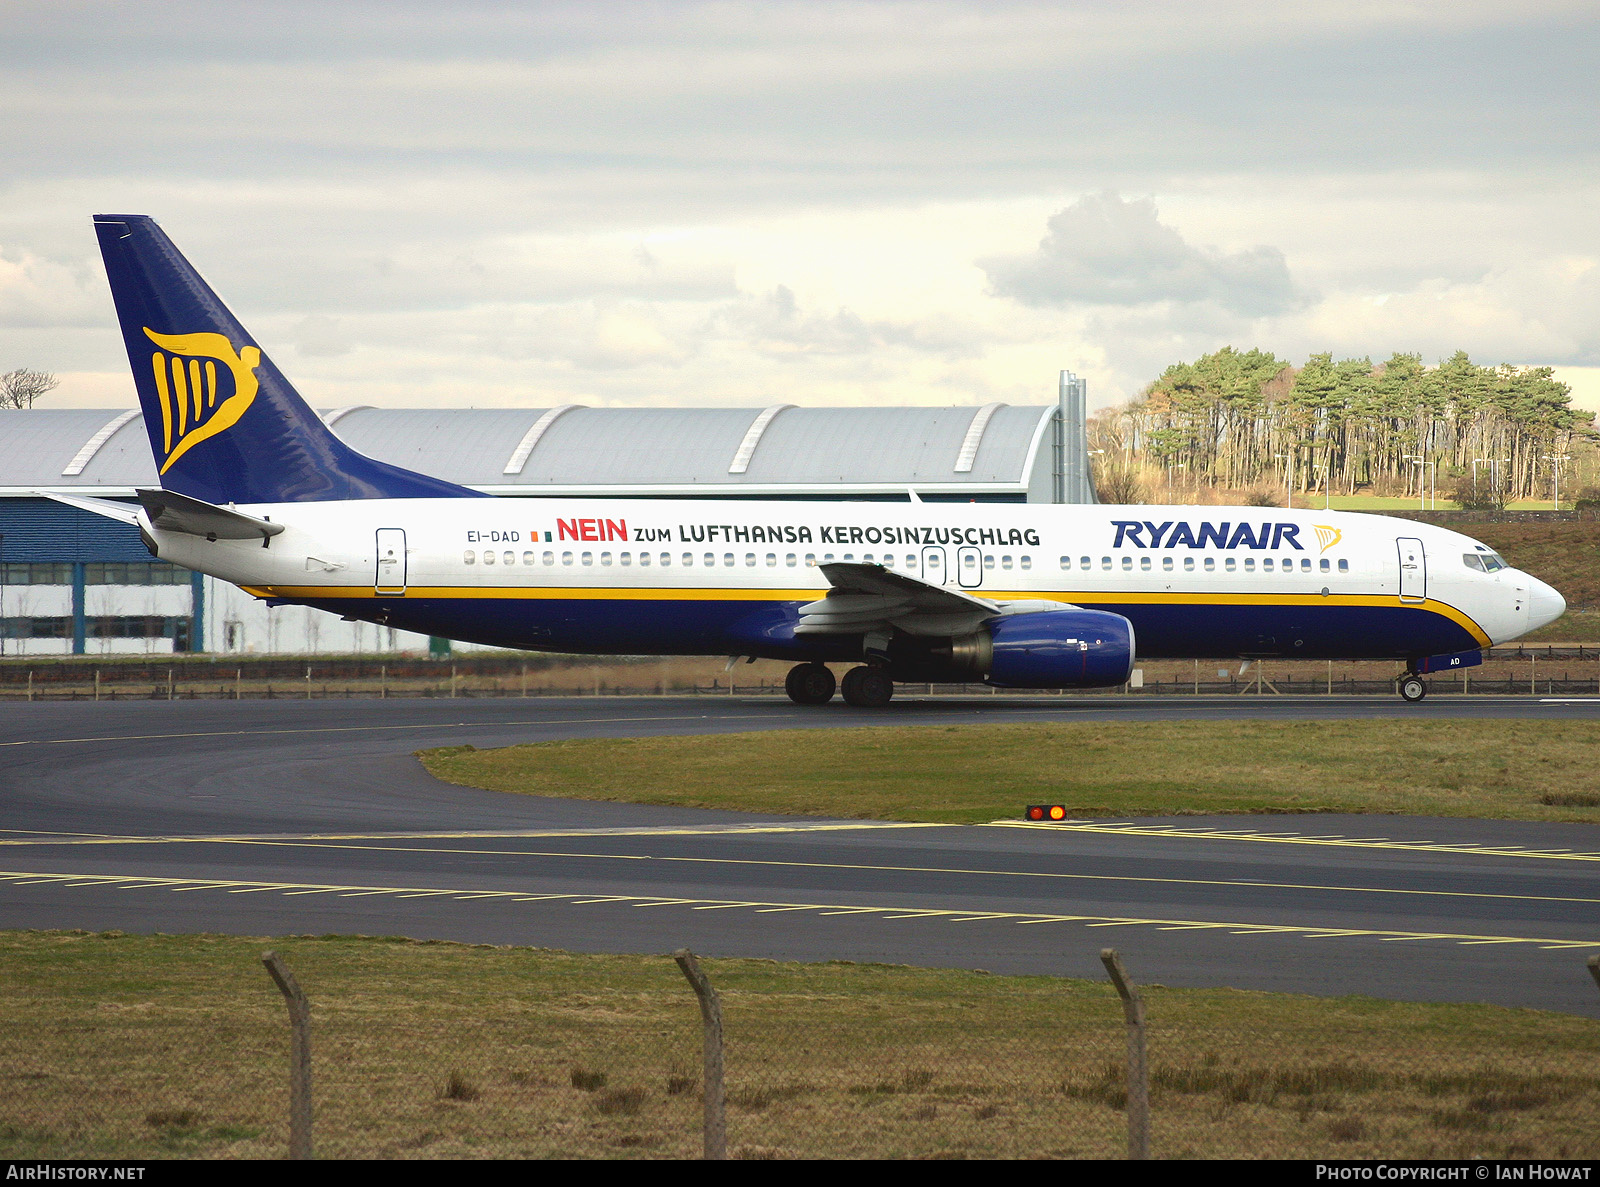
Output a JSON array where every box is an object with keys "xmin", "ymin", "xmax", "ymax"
[{"xmin": 1026, "ymin": 805, "xmax": 1068, "ymax": 822}]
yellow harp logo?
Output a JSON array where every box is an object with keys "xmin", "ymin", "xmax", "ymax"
[
  {"xmin": 1313, "ymin": 524, "xmax": 1343, "ymax": 554},
  {"xmin": 144, "ymin": 327, "xmax": 261, "ymax": 474}
]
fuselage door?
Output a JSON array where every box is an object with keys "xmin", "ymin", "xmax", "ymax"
[
  {"xmin": 1396, "ymin": 537, "xmax": 1426, "ymax": 603},
  {"xmin": 920, "ymin": 546, "xmax": 949, "ymax": 586},
  {"xmin": 957, "ymin": 545, "xmax": 983, "ymax": 588},
  {"xmin": 376, "ymin": 528, "xmax": 407, "ymax": 595}
]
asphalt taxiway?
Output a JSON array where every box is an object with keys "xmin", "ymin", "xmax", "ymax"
[{"xmin": 1, "ymin": 695, "xmax": 1596, "ymax": 1015}]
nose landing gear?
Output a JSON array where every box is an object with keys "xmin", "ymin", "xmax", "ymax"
[
  {"xmin": 1398, "ymin": 673, "xmax": 1427, "ymax": 703},
  {"xmin": 784, "ymin": 662, "xmax": 837, "ymax": 706}
]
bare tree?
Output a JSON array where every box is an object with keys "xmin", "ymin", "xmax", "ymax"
[
  {"xmin": 1095, "ymin": 466, "xmax": 1146, "ymax": 504},
  {"xmin": 0, "ymin": 369, "xmax": 59, "ymax": 410}
]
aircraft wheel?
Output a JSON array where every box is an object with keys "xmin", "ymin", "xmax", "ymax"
[
  {"xmin": 1398, "ymin": 675, "xmax": 1427, "ymax": 703},
  {"xmin": 841, "ymin": 666, "xmax": 894, "ymax": 708},
  {"xmin": 785, "ymin": 663, "xmax": 837, "ymax": 706}
]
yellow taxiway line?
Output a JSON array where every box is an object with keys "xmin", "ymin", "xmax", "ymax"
[
  {"xmin": 989, "ymin": 820, "xmax": 1600, "ymax": 862},
  {"xmin": 20, "ymin": 836, "xmax": 1585, "ymax": 910},
  {"xmin": 0, "ymin": 868, "xmax": 1592, "ymax": 950}
]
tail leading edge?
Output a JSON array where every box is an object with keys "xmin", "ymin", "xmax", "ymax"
[{"xmin": 93, "ymin": 215, "xmax": 485, "ymax": 504}]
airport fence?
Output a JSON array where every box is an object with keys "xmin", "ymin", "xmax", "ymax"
[
  {"xmin": 1, "ymin": 936, "xmax": 1597, "ymax": 1161},
  {"xmin": 2, "ymin": 646, "xmax": 1600, "ymax": 702}
]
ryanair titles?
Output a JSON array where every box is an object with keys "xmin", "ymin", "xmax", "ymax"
[{"xmin": 1112, "ymin": 520, "xmax": 1305, "ymax": 550}]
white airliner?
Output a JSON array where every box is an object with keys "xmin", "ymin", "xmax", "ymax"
[{"xmin": 51, "ymin": 215, "xmax": 1565, "ymax": 707}]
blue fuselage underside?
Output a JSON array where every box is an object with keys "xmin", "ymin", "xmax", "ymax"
[{"xmin": 300, "ymin": 595, "xmax": 1480, "ymax": 663}]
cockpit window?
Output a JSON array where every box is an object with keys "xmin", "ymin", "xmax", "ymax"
[
  {"xmin": 1463, "ymin": 553, "xmax": 1485, "ymax": 573},
  {"xmin": 1465, "ymin": 550, "xmax": 1508, "ymax": 573}
]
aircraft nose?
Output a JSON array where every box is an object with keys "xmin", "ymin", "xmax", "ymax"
[{"xmin": 1527, "ymin": 577, "xmax": 1566, "ymax": 632}]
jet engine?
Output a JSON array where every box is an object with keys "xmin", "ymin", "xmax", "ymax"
[
  {"xmin": 890, "ymin": 607, "xmax": 1136, "ymax": 688},
  {"xmin": 983, "ymin": 608, "xmax": 1136, "ymax": 687}
]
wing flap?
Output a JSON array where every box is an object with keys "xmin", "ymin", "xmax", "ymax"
[{"xmin": 797, "ymin": 562, "xmax": 1000, "ymax": 636}]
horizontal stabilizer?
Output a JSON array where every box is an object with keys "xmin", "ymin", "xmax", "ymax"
[
  {"xmin": 136, "ymin": 487, "xmax": 285, "ymax": 544},
  {"xmin": 36, "ymin": 490, "xmax": 142, "ymax": 526}
]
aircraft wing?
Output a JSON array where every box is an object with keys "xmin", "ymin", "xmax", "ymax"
[
  {"xmin": 798, "ymin": 562, "xmax": 1004, "ymax": 637},
  {"xmin": 798, "ymin": 562, "xmax": 1071, "ymax": 637}
]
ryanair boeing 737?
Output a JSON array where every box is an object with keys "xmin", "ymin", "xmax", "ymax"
[{"xmin": 49, "ymin": 215, "xmax": 1566, "ymax": 707}]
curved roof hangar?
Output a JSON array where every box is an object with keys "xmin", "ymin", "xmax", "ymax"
[{"xmin": 0, "ymin": 403, "xmax": 1081, "ymax": 502}]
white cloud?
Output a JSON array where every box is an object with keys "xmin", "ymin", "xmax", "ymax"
[
  {"xmin": 981, "ymin": 192, "xmax": 1301, "ymax": 316},
  {"xmin": 1, "ymin": 2, "xmax": 1597, "ymax": 420},
  {"xmin": 0, "ymin": 248, "xmax": 105, "ymax": 329},
  {"xmin": 1550, "ymin": 366, "xmax": 1600, "ymax": 414}
]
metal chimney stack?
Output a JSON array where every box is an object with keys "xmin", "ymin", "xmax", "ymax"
[{"xmin": 1055, "ymin": 370, "xmax": 1096, "ymax": 503}]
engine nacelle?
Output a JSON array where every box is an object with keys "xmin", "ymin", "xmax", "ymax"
[{"xmin": 984, "ymin": 608, "xmax": 1136, "ymax": 688}]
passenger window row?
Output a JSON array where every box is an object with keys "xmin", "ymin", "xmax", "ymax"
[
  {"xmin": 1058, "ymin": 555, "xmax": 1349, "ymax": 574},
  {"xmin": 456, "ymin": 546, "xmax": 1349, "ymax": 577},
  {"xmin": 457, "ymin": 550, "xmax": 1041, "ymax": 572}
]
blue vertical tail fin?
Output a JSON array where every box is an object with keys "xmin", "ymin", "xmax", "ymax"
[{"xmin": 93, "ymin": 215, "xmax": 485, "ymax": 503}]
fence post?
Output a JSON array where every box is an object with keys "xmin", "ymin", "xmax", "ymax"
[
  {"xmin": 261, "ymin": 950, "xmax": 313, "ymax": 1160},
  {"xmin": 673, "ymin": 948, "xmax": 727, "ymax": 1160},
  {"xmin": 1100, "ymin": 948, "xmax": 1150, "ymax": 1160}
]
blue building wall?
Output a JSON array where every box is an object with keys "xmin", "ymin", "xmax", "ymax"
[
  {"xmin": 0, "ymin": 498, "xmax": 150, "ymax": 563},
  {"xmin": 0, "ymin": 498, "xmax": 197, "ymax": 654}
]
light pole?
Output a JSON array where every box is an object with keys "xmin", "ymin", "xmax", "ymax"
[
  {"xmin": 1403, "ymin": 455, "xmax": 1434, "ymax": 511},
  {"xmin": 1541, "ymin": 454, "xmax": 1570, "ymax": 510},
  {"xmin": 1166, "ymin": 461, "xmax": 1186, "ymax": 503},
  {"xmin": 1087, "ymin": 449, "xmax": 1104, "ymax": 501},
  {"xmin": 1472, "ymin": 457, "xmax": 1509, "ymax": 505}
]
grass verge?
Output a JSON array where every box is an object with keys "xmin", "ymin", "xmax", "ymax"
[
  {"xmin": 1, "ymin": 931, "xmax": 1595, "ymax": 1160},
  {"xmin": 419, "ymin": 719, "xmax": 1600, "ymax": 824}
]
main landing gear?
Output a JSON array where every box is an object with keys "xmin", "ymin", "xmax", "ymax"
[
  {"xmin": 784, "ymin": 662, "xmax": 836, "ymax": 706},
  {"xmin": 784, "ymin": 663, "xmax": 896, "ymax": 707},
  {"xmin": 1398, "ymin": 673, "xmax": 1427, "ymax": 703},
  {"xmin": 841, "ymin": 665, "xmax": 894, "ymax": 708}
]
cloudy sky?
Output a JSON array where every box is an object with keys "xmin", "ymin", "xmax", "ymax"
[{"xmin": 3, "ymin": 0, "xmax": 1598, "ymax": 415}]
